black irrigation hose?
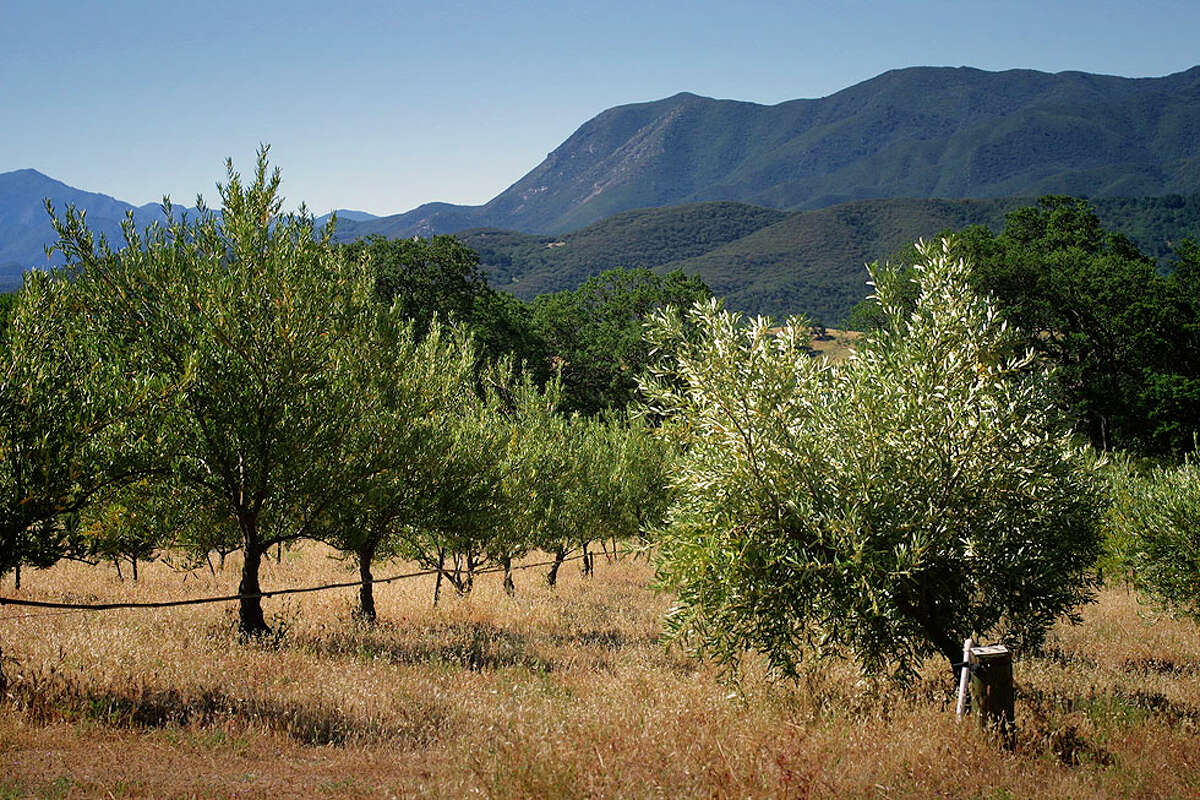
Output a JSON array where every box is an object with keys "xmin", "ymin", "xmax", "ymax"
[{"xmin": 0, "ymin": 550, "xmax": 601, "ymax": 621}]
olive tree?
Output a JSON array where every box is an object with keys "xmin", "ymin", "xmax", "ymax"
[
  {"xmin": 1106, "ymin": 457, "xmax": 1200, "ymax": 620},
  {"xmin": 0, "ymin": 271, "xmax": 162, "ymax": 587},
  {"xmin": 316, "ymin": 323, "xmax": 508, "ymax": 617},
  {"xmin": 642, "ymin": 239, "xmax": 1105, "ymax": 679},
  {"xmin": 49, "ymin": 149, "xmax": 386, "ymax": 634}
]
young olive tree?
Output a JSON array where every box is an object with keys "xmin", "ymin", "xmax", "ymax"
[
  {"xmin": 509, "ymin": 405, "xmax": 603, "ymax": 586},
  {"xmin": 642, "ymin": 239, "xmax": 1105, "ymax": 679},
  {"xmin": 453, "ymin": 368, "xmax": 565, "ymax": 593},
  {"xmin": 75, "ymin": 481, "xmax": 173, "ymax": 581},
  {"xmin": 315, "ymin": 322, "xmax": 507, "ymax": 617},
  {"xmin": 49, "ymin": 149, "xmax": 386, "ymax": 634},
  {"xmin": 0, "ymin": 271, "xmax": 162, "ymax": 588},
  {"xmin": 595, "ymin": 412, "xmax": 674, "ymax": 559},
  {"xmin": 1106, "ymin": 457, "xmax": 1200, "ymax": 621}
]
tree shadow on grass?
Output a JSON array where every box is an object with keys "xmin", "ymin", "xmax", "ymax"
[
  {"xmin": 298, "ymin": 619, "xmax": 554, "ymax": 673},
  {"xmin": 5, "ymin": 666, "xmax": 447, "ymax": 747}
]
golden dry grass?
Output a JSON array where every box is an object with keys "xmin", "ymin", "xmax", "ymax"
[
  {"xmin": 1, "ymin": 546, "xmax": 1198, "ymax": 799},
  {"xmin": 809, "ymin": 328, "xmax": 862, "ymax": 362}
]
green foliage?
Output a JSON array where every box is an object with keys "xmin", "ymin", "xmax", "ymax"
[
  {"xmin": 530, "ymin": 268, "xmax": 712, "ymax": 414},
  {"xmin": 0, "ymin": 293, "xmax": 14, "ymax": 344},
  {"xmin": 75, "ymin": 480, "xmax": 176, "ymax": 578},
  {"xmin": 312, "ymin": 322, "xmax": 505, "ymax": 614},
  {"xmin": 957, "ymin": 197, "xmax": 1200, "ymax": 455},
  {"xmin": 47, "ymin": 148, "xmax": 386, "ymax": 633},
  {"xmin": 643, "ymin": 240, "xmax": 1104, "ymax": 679},
  {"xmin": 346, "ymin": 234, "xmax": 489, "ymax": 336},
  {"xmin": 501, "ymin": 394, "xmax": 672, "ymax": 584},
  {"xmin": 0, "ymin": 270, "xmax": 160, "ymax": 577},
  {"xmin": 1105, "ymin": 456, "xmax": 1200, "ymax": 621},
  {"xmin": 345, "ymin": 233, "xmax": 545, "ymax": 372}
]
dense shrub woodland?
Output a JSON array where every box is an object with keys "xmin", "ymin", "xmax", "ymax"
[{"xmin": 0, "ymin": 153, "xmax": 1198, "ymax": 686}]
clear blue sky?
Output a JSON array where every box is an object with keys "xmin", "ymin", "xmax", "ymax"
[{"xmin": 3, "ymin": 0, "xmax": 1197, "ymax": 216}]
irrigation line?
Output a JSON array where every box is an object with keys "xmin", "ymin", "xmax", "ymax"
[{"xmin": 0, "ymin": 550, "xmax": 603, "ymax": 621}]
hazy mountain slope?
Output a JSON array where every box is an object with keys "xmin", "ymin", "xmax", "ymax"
[{"xmin": 0, "ymin": 169, "xmax": 153, "ymax": 288}]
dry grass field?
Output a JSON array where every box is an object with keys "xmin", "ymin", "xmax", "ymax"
[
  {"xmin": 1, "ymin": 546, "xmax": 1198, "ymax": 799},
  {"xmin": 808, "ymin": 328, "xmax": 862, "ymax": 361}
]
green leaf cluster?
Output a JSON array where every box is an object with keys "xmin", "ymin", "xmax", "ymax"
[{"xmin": 1105, "ymin": 456, "xmax": 1200, "ymax": 621}]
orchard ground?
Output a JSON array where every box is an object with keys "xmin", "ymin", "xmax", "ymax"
[{"xmin": 1, "ymin": 546, "xmax": 1198, "ymax": 799}]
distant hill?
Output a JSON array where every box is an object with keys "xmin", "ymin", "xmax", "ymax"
[
  {"xmin": 339, "ymin": 65, "xmax": 1200, "ymax": 238},
  {"xmin": 0, "ymin": 167, "xmax": 376, "ymax": 291},
  {"xmin": 0, "ymin": 169, "xmax": 174, "ymax": 290},
  {"xmin": 462, "ymin": 195, "xmax": 1200, "ymax": 325}
]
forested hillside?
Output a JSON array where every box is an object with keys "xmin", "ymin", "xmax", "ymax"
[
  {"xmin": 461, "ymin": 194, "xmax": 1200, "ymax": 324},
  {"xmin": 457, "ymin": 202, "xmax": 785, "ymax": 294}
]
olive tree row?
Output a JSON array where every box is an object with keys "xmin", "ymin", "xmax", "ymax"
[
  {"xmin": 1105, "ymin": 456, "xmax": 1200, "ymax": 621},
  {"xmin": 7, "ymin": 151, "xmax": 672, "ymax": 633}
]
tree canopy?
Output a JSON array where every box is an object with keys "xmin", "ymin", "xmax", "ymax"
[
  {"xmin": 48, "ymin": 149, "xmax": 392, "ymax": 633},
  {"xmin": 529, "ymin": 268, "xmax": 712, "ymax": 414},
  {"xmin": 643, "ymin": 240, "xmax": 1104, "ymax": 679}
]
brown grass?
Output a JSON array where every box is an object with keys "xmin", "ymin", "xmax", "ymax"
[{"xmin": 1, "ymin": 547, "xmax": 1198, "ymax": 799}]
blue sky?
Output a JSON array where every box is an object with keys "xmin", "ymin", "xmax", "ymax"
[{"xmin": 3, "ymin": 0, "xmax": 1197, "ymax": 216}]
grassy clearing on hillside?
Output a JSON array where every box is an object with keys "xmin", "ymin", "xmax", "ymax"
[
  {"xmin": 1, "ymin": 547, "xmax": 1198, "ymax": 799},
  {"xmin": 809, "ymin": 328, "xmax": 861, "ymax": 361}
]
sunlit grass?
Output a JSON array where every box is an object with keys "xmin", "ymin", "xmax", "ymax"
[{"xmin": 1, "ymin": 546, "xmax": 1198, "ymax": 798}]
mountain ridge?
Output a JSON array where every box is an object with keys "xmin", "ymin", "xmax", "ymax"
[
  {"xmin": 334, "ymin": 64, "xmax": 1200, "ymax": 238},
  {"xmin": 4, "ymin": 64, "xmax": 1200, "ymax": 297}
]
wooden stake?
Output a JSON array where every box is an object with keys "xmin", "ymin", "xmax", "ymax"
[{"xmin": 969, "ymin": 644, "xmax": 1015, "ymax": 748}]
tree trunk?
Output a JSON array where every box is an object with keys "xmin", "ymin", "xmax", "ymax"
[
  {"xmin": 276, "ymin": 541, "xmax": 283, "ymax": 563},
  {"xmin": 502, "ymin": 554, "xmax": 514, "ymax": 596},
  {"xmin": 433, "ymin": 547, "xmax": 445, "ymax": 607},
  {"xmin": 114, "ymin": 558, "xmax": 124, "ymax": 581},
  {"xmin": 581, "ymin": 543, "xmax": 594, "ymax": 577},
  {"xmin": 237, "ymin": 514, "xmax": 270, "ymax": 636},
  {"xmin": 357, "ymin": 538, "xmax": 378, "ymax": 623},
  {"xmin": 131, "ymin": 555, "xmax": 138, "ymax": 582},
  {"xmin": 464, "ymin": 553, "xmax": 477, "ymax": 594},
  {"xmin": 547, "ymin": 547, "xmax": 566, "ymax": 587},
  {"xmin": 14, "ymin": 563, "xmax": 20, "ymax": 590},
  {"xmin": 205, "ymin": 551, "xmax": 216, "ymax": 576},
  {"xmin": 896, "ymin": 595, "xmax": 961, "ymax": 676}
]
